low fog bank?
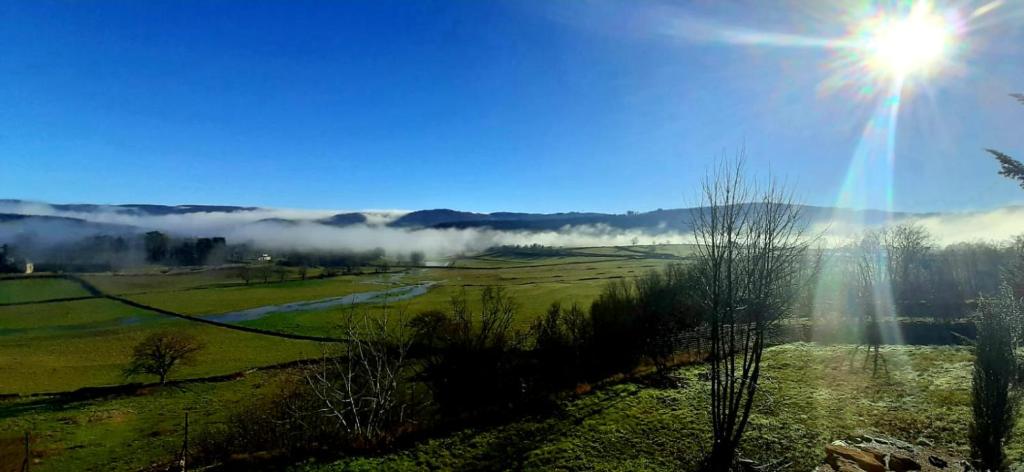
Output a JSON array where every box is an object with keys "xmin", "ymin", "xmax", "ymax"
[
  {"xmin": 4, "ymin": 200, "xmax": 1024, "ymax": 262},
  {"xmin": 0, "ymin": 200, "xmax": 404, "ymax": 235},
  {"xmin": 224, "ymin": 221, "xmax": 690, "ymax": 256},
  {"xmin": 809, "ymin": 205, "xmax": 1024, "ymax": 246}
]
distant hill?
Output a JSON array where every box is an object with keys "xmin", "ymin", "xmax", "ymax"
[
  {"xmin": 388, "ymin": 209, "xmax": 617, "ymax": 229},
  {"xmin": 0, "ymin": 213, "xmax": 140, "ymax": 236},
  {"xmin": 318, "ymin": 213, "xmax": 368, "ymax": 227},
  {"xmin": 0, "ymin": 199, "xmax": 258, "ymax": 216},
  {"xmin": 387, "ymin": 205, "xmax": 924, "ymax": 233},
  {"xmin": 0, "ymin": 199, "xmax": 933, "ymax": 237}
]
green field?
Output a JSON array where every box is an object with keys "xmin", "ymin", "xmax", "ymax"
[
  {"xmin": 0, "ymin": 370, "xmax": 290, "ymax": 471},
  {"xmin": 0, "ymin": 250, "xmax": 675, "ymax": 396},
  {"xmin": 0, "ymin": 344, "xmax": 1007, "ymax": 471},
  {"xmin": 0, "ymin": 297, "xmax": 321, "ymax": 394},
  {"xmin": 0, "ymin": 246, "xmax": 999, "ymax": 471},
  {"xmin": 0, "ymin": 278, "xmax": 92, "ymax": 304}
]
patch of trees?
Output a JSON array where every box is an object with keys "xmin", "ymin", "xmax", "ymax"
[
  {"xmin": 144, "ymin": 231, "xmax": 227, "ymax": 266},
  {"xmin": 0, "ymin": 244, "xmax": 21, "ymax": 273},
  {"xmin": 3, "ymin": 235, "xmax": 142, "ymax": 272},
  {"xmin": 485, "ymin": 244, "xmax": 571, "ymax": 258},
  {"xmin": 825, "ymin": 225, "xmax": 1024, "ymax": 322},
  {"xmin": 274, "ymin": 248, "xmax": 388, "ymax": 275}
]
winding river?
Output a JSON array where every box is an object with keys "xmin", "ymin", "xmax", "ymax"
[{"xmin": 205, "ymin": 283, "xmax": 435, "ymax": 324}]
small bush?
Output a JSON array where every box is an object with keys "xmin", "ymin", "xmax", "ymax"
[
  {"xmin": 970, "ymin": 284, "xmax": 1020, "ymax": 470},
  {"xmin": 415, "ymin": 287, "xmax": 531, "ymax": 418},
  {"xmin": 530, "ymin": 301, "xmax": 590, "ymax": 389},
  {"xmin": 588, "ymin": 264, "xmax": 703, "ymax": 377}
]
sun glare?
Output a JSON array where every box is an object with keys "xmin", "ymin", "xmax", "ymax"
[{"xmin": 863, "ymin": 4, "xmax": 954, "ymax": 78}]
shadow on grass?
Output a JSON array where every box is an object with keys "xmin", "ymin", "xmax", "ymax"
[{"xmin": 451, "ymin": 385, "xmax": 646, "ymax": 471}]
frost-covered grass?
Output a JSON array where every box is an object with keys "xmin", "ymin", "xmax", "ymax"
[{"xmin": 308, "ymin": 343, "xmax": 996, "ymax": 472}]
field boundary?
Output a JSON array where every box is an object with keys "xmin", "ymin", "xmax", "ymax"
[
  {"xmin": 60, "ymin": 275, "xmax": 355, "ymax": 344},
  {"xmin": 0, "ymin": 357, "xmax": 319, "ymax": 402},
  {"xmin": 0, "ymin": 295, "xmax": 99, "ymax": 307}
]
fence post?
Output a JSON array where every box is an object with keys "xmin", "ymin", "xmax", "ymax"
[
  {"xmin": 21, "ymin": 431, "xmax": 29, "ymax": 472},
  {"xmin": 180, "ymin": 411, "xmax": 189, "ymax": 472}
]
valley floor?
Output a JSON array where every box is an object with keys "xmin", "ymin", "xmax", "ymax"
[
  {"xmin": 2, "ymin": 343, "xmax": 1012, "ymax": 471},
  {"xmin": 0, "ymin": 247, "xmax": 1010, "ymax": 470}
]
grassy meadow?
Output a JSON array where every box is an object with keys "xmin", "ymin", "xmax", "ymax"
[
  {"xmin": 0, "ymin": 278, "xmax": 93, "ymax": 304},
  {"xmin": 1, "ymin": 343, "xmax": 998, "ymax": 471},
  {"xmin": 0, "ymin": 246, "xmax": 686, "ymax": 396},
  {"xmin": 0, "ymin": 245, "xmax": 996, "ymax": 470}
]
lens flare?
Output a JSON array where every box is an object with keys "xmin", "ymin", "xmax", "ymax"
[{"xmin": 861, "ymin": 3, "xmax": 954, "ymax": 79}]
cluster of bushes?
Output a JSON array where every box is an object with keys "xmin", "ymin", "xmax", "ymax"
[
  {"xmin": 411, "ymin": 264, "xmax": 703, "ymax": 418},
  {"xmin": 192, "ymin": 263, "xmax": 706, "ymax": 468}
]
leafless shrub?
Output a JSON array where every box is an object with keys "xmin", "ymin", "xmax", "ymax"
[
  {"xmin": 301, "ymin": 309, "xmax": 418, "ymax": 449},
  {"xmin": 692, "ymin": 156, "xmax": 809, "ymax": 470}
]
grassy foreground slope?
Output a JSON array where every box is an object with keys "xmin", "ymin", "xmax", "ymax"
[
  {"xmin": 0, "ymin": 297, "xmax": 321, "ymax": 394},
  {"xmin": 0, "ymin": 370, "xmax": 289, "ymax": 471},
  {"xmin": 308, "ymin": 344, "xmax": 1008, "ymax": 471},
  {"xmin": 0, "ymin": 343, "xmax": 1007, "ymax": 471}
]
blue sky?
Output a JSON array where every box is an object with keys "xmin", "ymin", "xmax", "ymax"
[{"xmin": 2, "ymin": 0, "xmax": 1022, "ymax": 213}]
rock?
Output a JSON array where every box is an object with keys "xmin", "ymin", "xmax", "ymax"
[
  {"xmin": 836, "ymin": 458, "xmax": 870, "ymax": 472},
  {"xmin": 826, "ymin": 444, "xmax": 887, "ymax": 472},
  {"xmin": 817, "ymin": 434, "xmax": 964, "ymax": 472},
  {"xmin": 887, "ymin": 451, "xmax": 921, "ymax": 471},
  {"xmin": 917, "ymin": 438, "xmax": 935, "ymax": 448},
  {"xmin": 927, "ymin": 456, "xmax": 947, "ymax": 469}
]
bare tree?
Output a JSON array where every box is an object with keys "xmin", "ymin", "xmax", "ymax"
[
  {"xmin": 302, "ymin": 309, "xmax": 416, "ymax": 447},
  {"xmin": 237, "ymin": 266, "xmax": 252, "ymax": 285},
  {"xmin": 692, "ymin": 158, "xmax": 809, "ymax": 470},
  {"xmin": 846, "ymin": 230, "xmax": 888, "ymax": 373},
  {"xmin": 124, "ymin": 331, "xmax": 203, "ymax": 384},
  {"xmin": 883, "ymin": 223, "xmax": 933, "ymax": 316}
]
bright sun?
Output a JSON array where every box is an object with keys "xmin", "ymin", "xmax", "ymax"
[{"xmin": 864, "ymin": 4, "xmax": 953, "ymax": 78}]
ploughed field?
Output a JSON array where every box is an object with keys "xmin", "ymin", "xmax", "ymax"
[{"xmin": 1, "ymin": 244, "xmax": 1003, "ymax": 471}]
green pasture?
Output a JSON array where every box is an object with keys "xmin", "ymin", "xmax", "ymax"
[
  {"xmin": 0, "ymin": 370, "xmax": 289, "ymax": 472},
  {"xmin": 0, "ymin": 245, "xmax": 1002, "ymax": 471},
  {"xmin": 239, "ymin": 257, "xmax": 676, "ymax": 336},
  {"xmin": 123, "ymin": 275, "xmax": 389, "ymax": 316},
  {"xmin": 0, "ymin": 297, "xmax": 321, "ymax": 394},
  {"xmin": 0, "ymin": 249, "xmax": 683, "ymax": 395},
  {"xmin": 0, "ymin": 278, "xmax": 92, "ymax": 304},
  {"xmin": 81, "ymin": 266, "xmax": 327, "ymax": 296}
]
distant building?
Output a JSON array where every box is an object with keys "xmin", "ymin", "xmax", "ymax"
[
  {"xmin": 23, "ymin": 262, "xmax": 33, "ymax": 274},
  {"xmin": 256, "ymin": 254, "xmax": 272, "ymax": 263}
]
